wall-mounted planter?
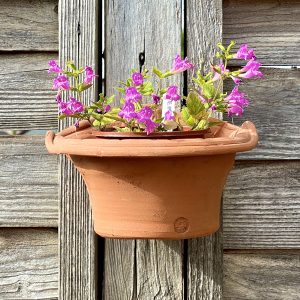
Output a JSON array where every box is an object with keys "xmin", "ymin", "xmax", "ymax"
[{"xmin": 45, "ymin": 120, "xmax": 258, "ymax": 239}]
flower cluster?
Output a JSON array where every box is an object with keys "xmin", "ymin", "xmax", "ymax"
[{"xmin": 48, "ymin": 41, "xmax": 263, "ymax": 134}]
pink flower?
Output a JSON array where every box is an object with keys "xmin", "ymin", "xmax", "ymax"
[
  {"xmin": 211, "ymin": 104, "xmax": 217, "ymax": 111},
  {"xmin": 84, "ymin": 66, "xmax": 97, "ymax": 84},
  {"xmin": 212, "ymin": 63, "xmax": 229, "ymax": 81},
  {"xmin": 152, "ymin": 93, "xmax": 160, "ymax": 105},
  {"xmin": 137, "ymin": 107, "xmax": 153, "ymax": 121},
  {"xmin": 53, "ymin": 75, "xmax": 70, "ymax": 90},
  {"xmin": 118, "ymin": 102, "xmax": 137, "ymax": 121},
  {"xmin": 125, "ymin": 87, "xmax": 142, "ymax": 103},
  {"xmin": 58, "ymin": 97, "xmax": 84, "ymax": 115},
  {"xmin": 132, "ymin": 72, "xmax": 144, "ymax": 86},
  {"xmin": 171, "ymin": 54, "xmax": 194, "ymax": 74},
  {"xmin": 239, "ymin": 59, "xmax": 263, "ymax": 79},
  {"xmin": 164, "ymin": 110, "xmax": 175, "ymax": 121},
  {"xmin": 142, "ymin": 119, "xmax": 158, "ymax": 135},
  {"xmin": 48, "ymin": 60, "xmax": 62, "ymax": 73},
  {"xmin": 165, "ymin": 85, "xmax": 181, "ymax": 101},
  {"xmin": 234, "ymin": 44, "xmax": 256, "ymax": 60},
  {"xmin": 225, "ymin": 86, "xmax": 249, "ymax": 117}
]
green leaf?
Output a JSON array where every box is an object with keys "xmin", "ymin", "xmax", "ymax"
[
  {"xmin": 161, "ymin": 71, "xmax": 174, "ymax": 78},
  {"xmin": 78, "ymin": 83, "xmax": 93, "ymax": 92},
  {"xmin": 186, "ymin": 92, "xmax": 204, "ymax": 116},
  {"xmin": 202, "ymin": 83, "xmax": 215, "ymax": 99},
  {"xmin": 106, "ymin": 95, "xmax": 115, "ymax": 104},
  {"xmin": 93, "ymin": 120, "xmax": 101, "ymax": 127},
  {"xmin": 181, "ymin": 106, "xmax": 197, "ymax": 127},
  {"xmin": 58, "ymin": 114, "xmax": 67, "ymax": 120},
  {"xmin": 227, "ymin": 40, "xmax": 236, "ymax": 52},
  {"xmin": 153, "ymin": 67, "xmax": 163, "ymax": 78},
  {"xmin": 195, "ymin": 119, "xmax": 208, "ymax": 130},
  {"xmin": 208, "ymin": 121, "xmax": 223, "ymax": 127},
  {"xmin": 115, "ymin": 87, "xmax": 125, "ymax": 93},
  {"xmin": 217, "ymin": 42, "xmax": 226, "ymax": 52},
  {"xmin": 66, "ymin": 61, "xmax": 76, "ymax": 70},
  {"xmin": 138, "ymin": 81, "xmax": 154, "ymax": 96}
]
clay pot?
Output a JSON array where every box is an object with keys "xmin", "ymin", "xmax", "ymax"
[{"xmin": 45, "ymin": 120, "xmax": 258, "ymax": 239}]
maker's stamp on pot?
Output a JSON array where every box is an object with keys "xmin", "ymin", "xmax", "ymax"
[{"xmin": 174, "ymin": 217, "xmax": 189, "ymax": 233}]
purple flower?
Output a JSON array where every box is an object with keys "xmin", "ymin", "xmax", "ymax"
[
  {"xmin": 53, "ymin": 75, "xmax": 70, "ymax": 90},
  {"xmin": 231, "ymin": 76, "xmax": 242, "ymax": 85},
  {"xmin": 118, "ymin": 102, "xmax": 137, "ymax": 121},
  {"xmin": 211, "ymin": 104, "xmax": 217, "ymax": 111},
  {"xmin": 164, "ymin": 110, "xmax": 175, "ymax": 121},
  {"xmin": 136, "ymin": 107, "xmax": 153, "ymax": 121},
  {"xmin": 152, "ymin": 93, "xmax": 161, "ymax": 105},
  {"xmin": 125, "ymin": 87, "xmax": 142, "ymax": 103},
  {"xmin": 55, "ymin": 93, "xmax": 62, "ymax": 103},
  {"xmin": 48, "ymin": 60, "xmax": 62, "ymax": 73},
  {"xmin": 132, "ymin": 72, "xmax": 144, "ymax": 86},
  {"xmin": 171, "ymin": 54, "xmax": 194, "ymax": 74},
  {"xmin": 104, "ymin": 105, "xmax": 111, "ymax": 113},
  {"xmin": 212, "ymin": 63, "xmax": 229, "ymax": 81},
  {"xmin": 225, "ymin": 86, "xmax": 249, "ymax": 117},
  {"xmin": 84, "ymin": 66, "xmax": 97, "ymax": 84},
  {"xmin": 239, "ymin": 59, "xmax": 263, "ymax": 79},
  {"xmin": 165, "ymin": 85, "xmax": 181, "ymax": 101},
  {"xmin": 142, "ymin": 119, "xmax": 158, "ymax": 135},
  {"xmin": 234, "ymin": 44, "xmax": 256, "ymax": 60},
  {"xmin": 69, "ymin": 97, "xmax": 84, "ymax": 113},
  {"xmin": 58, "ymin": 97, "xmax": 84, "ymax": 115}
]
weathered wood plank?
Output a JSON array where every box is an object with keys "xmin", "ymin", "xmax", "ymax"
[
  {"xmin": 0, "ymin": 136, "xmax": 58, "ymax": 227},
  {"xmin": 0, "ymin": 0, "xmax": 58, "ymax": 51},
  {"xmin": 186, "ymin": 1, "xmax": 223, "ymax": 299},
  {"xmin": 136, "ymin": 240, "xmax": 184, "ymax": 299},
  {"xmin": 224, "ymin": 252, "xmax": 300, "ymax": 299},
  {"xmin": 223, "ymin": 0, "xmax": 300, "ymax": 65},
  {"xmin": 0, "ymin": 228, "xmax": 58, "ymax": 299},
  {"xmin": 59, "ymin": 0, "xmax": 98, "ymax": 299},
  {"xmin": 224, "ymin": 68, "xmax": 300, "ymax": 160},
  {"xmin": 0, "ymin": 53, "xmax": 58, "ymax": 130},
  {"xmin": 223, "ymin": 161, "xmax": 300, "ymax": 249},
  {"xmin": 105, "ymin": 1, "xmax": 183, "ymax": 299}
]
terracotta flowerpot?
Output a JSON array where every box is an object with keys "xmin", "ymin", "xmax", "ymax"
[{"xmin": 45, "ymin": 120, "xmax": 258, "ymax": 239}]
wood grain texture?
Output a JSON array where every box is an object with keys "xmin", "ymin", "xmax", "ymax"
[
  {"xmin": 0, "ymin": 53, "xmax": 58, "ymax": 130},
  {"xmin": 0, "ymin": 228, "xmax": 58, "ymax": 299},
  {"xmin": 105, "ymin": 1, "xmax": 183, "ymax": 299},
  {"xmin": 59, "ymin": 1, "xmax": 98, "ymax": 299},
  {"xmin": 224, "ymin": 252, "xmax": 300, "ymax": 299},
  {"xmin": 223, "ymin": 0, "xmax": 300, "ymax": 65},
  {"xmin": 0, "ymin": 136, "xmax": 58, "ymax": 227},
  {"xmin": 186, "ymin": 1, "xmax": 223, "ymax": 299},
  {"xmin": 223, "ymin": 161, "xmax": 300, "ymax": 249},
  {"xmin": 136, "ymin": 240, "xmax": 183, "ymax": 300},
  {"xmin": 224, "ymin": 68, "xmax": 300, "ymax": 160},
  {"xmin": 0, "ymin": 0, "xmax": 58, "ymax": 51}
]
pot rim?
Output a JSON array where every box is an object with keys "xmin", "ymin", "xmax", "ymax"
[{"xmin": 45, "ymin": 119, "xmax": 258, "ymax": 157}]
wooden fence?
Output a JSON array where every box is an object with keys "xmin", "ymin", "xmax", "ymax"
[{"xmin": 0, "ymin": 0, "xmax": 299, "ymax": 299}]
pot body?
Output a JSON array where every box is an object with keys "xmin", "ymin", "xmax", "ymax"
[{"xmin": 71, "ymin": 153, "xmax": 235, "ymax": 239}]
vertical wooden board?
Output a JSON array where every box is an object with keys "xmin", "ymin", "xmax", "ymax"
[
  {"xmin": 105, "ymin": 1, "xmax": 183, "ymax": 299},
  {"xmin": 186, "ymin": 0, "xmax": 223, "ymax": 299},
  {"xmin": 58, "ymin": 1, "xmax": 98, "ymax": 299},
  {"xmin": 0, "ymin": 228, "xmax": 58, "ymax": 300},
  {"xmin": 224, "ymin": 252, "xmax": 300, "ymax": 299},
  {"xmin": 136, "ymin": 240, "xmax": 183, "ymax": 299}
]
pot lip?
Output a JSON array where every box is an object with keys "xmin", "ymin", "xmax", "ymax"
[{"xmin": 45, "ymin": 118, "xmax": 258, "ymax": 157}]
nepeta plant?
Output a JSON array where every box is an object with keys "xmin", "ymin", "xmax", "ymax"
[{"xmin": 48, "ymin": 41, "xmax": 263, "ymax": 134}]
